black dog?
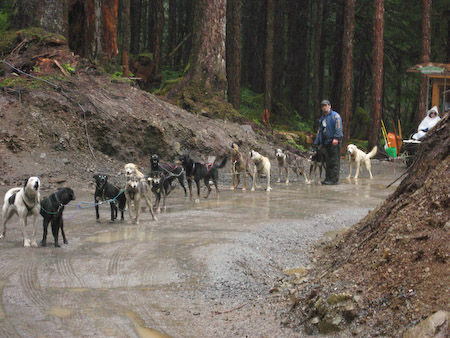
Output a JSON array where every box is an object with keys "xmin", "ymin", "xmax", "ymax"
[
  {"xmin": 150, "ymin": 154, "xmax": 187, "ymax": 197},
  {"xmin": 176, "ymin": 154, "xmax": 228, "ymax": 202},
  {"xmin": 149, "ymin": 170, "xmax": 165, "ymax": 213},
  {"xmin": 309, "ymin": 146, "xmax": 327, "ymax": 183},
  {"xmin": 40, "ymin": 187, "xmax": 75, "ymax": 247},
  {"xmin": 93, "ymin": 174, "xmax": 126, "ymax": 222}
]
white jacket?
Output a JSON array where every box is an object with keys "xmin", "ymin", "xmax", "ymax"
[{"xmin": 412, "ymin": 106, "xmax": 441, "ymax": 140}]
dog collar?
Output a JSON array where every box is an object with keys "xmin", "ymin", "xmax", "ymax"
[{"xmin": 22, "ymin": 195, "xmax": 36, "ymax": 212}]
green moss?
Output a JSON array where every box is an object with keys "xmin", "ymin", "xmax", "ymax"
[
  {"xmin": 0, "ymin": 29, "xmax": 16, "ymax": 54},
  {"xmin": 327, "ymin": 293, "xmax": 352, "ymax": 305}
]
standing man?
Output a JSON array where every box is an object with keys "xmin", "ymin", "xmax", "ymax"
[{"xmin": 314, "ymin": 100, "xmax": 343, "ymax": 185}]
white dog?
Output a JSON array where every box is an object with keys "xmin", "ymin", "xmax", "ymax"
[
  {"xmin": 275, "ymin": 148, "xmax": 290, "ymax": 183},
  {"xmin": 1, "ymin": 177, "xmax": 41, "ymax": 247},
  {"xmin": 347, "ymin": 144, "xmax": 377, "ymax": 179},
  {"xmin": 124, "ymin": 163, "xmax": 145, "ymax": 179},
  {"xmin": 250, "ymin": 150, "xmax": 272, "ymax": 191}
]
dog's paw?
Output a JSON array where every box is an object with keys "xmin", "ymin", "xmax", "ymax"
[
  {"xmin": 31, "ymin": 241, "xmax": 38, "ymax": 247},
  {"xmin": 24, "ymin": 239, "xmax": 31, "ymax": 247},
  {"xmin": 242, "ymin": 187, "xmax": 246, "ymax": 191},
  {"xmin": 277, "ymin": 179, "xmax": 281, "ymax": 183},
  {"xmin": 251, "ymin": 187, "xmax": 255, "ymax": 191},
  {"xmin": 195, "ymin": 199, "xmax": 200, "ymax": 203},
  {"xmin": 96, "ymin": 219, "xmax": 101, "ymax": 223},
  {"xmin": 230, "ymin": 186, "xmax": 235, "ymax": 190},
  {"xmin": 285, "ymin": 180, "xmax": 289, "ymax": 184},
  {"xmin": 64, "ymin": 239, "xmax": 68, "ymax": 244},
  {"xmin": 346, "ymin": 175, "xmax": 351, "ymax": 179},
  {"xmin": 40, "ymin": 241, "xmax": 47, "ymax": 247},
  {"xmin": 54, "ymin": 243, "xmax": 61, "ymax": 248},
  {"xmin": 152, "ymin": 216, "xmax": 158, "ymax": 222},
  {"xmin": 266, "ymin": 187, "xmax": 272, "ymax": 192},
  {"xmin": 0, "ymin": 234, "xmax": 4, "ymax": 240}
]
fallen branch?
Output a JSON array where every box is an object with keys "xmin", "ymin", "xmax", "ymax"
[
  {"xmin": 212, "ymin": 303, "xmax": 247, "ymax": 315},
  {"xmin": 11, "ymin": 38, "xmax": 29, "ymax": 55},
  {"xmin": 54, "ymin": 60, "xmax": 69, "ymax": 77}
]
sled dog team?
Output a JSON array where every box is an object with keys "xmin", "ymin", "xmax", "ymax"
[{"xmin": 1, "ymin": 144, "xmax": 376, "ymax": 247}]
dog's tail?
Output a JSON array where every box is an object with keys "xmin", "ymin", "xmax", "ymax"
[
  {"xmin": 367, "ymin": 146, "xmax": 377, "ymax": 159},
  {"xmin": 216, "ymin": 156, "xmax": 228, "ymax": 169}
]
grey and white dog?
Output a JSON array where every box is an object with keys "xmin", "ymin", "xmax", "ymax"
[
  {"xmin": 275, "ymin": 148, "xmax": 291, "ymax": 183},
  {"xmin": 1, "ymin": 177, "xmax": 41, "ymax": 247},
  {"xmin": 125, "ymin": 174, "xmax": 157, "ymax": 224}
]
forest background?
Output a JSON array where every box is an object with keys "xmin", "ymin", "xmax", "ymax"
[{"xmin": 0, "ymin": 0, "xmax": 449, "ymax": 150}]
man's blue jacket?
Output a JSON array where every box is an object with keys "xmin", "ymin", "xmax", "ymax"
[{"xmin": 314, "ymin": 110, "xmax": 343, "ymax": 146}]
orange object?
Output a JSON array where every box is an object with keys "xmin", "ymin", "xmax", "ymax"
[{"xmin": 387, "ymin": 132, "xmax": 402, "ymax": 155}]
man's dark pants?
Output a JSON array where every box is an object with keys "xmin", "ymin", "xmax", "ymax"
[{"xmin": 324, "ymin": 143, "xmax": 341, "ymax": 184}]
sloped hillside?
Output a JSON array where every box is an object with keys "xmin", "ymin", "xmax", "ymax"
[{"xmin": 0, "ymin": 31, "xmax": 273, "ymax": 185}]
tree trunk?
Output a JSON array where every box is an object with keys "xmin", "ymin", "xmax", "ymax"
[
  {"xmin": 226, "ymin": 0, "xmax": 242, "ymax": 110},
  {"xmin": 11, "ymin": 0, "xmax": 68, "ymax": 36},
  {"xmin": 168, "ymin": 0, "xmax": 177, "ymax": 67},
  {"xmin": 122, "ymin": 0, "xmax": 131, "ymax": 77},
  {"xmin": 85, "ymin": 0, "xmax": 119, "ymax": 63},
  {"xmin": 330, "ymin": 1, "xmax": 345, "ymax": 111},
  {"xmin": 130, "ymin": 0, "xmax": 142, "ymax": 55},
  {"xmin": 368, "ymin": 0, "xmax": 385, "ymax": 150},
  {"xmin": 272, "ymin": 0, "xmax": 285, "ymax": 119},
  {"xmin": 312, "ymin": 0, "xmax": 324, "ymax": 132},
  {"xmin": 154, "ymin": 0, "xmax": 165, "ymax": 75},
  {"xmin": 340, "ymin": 0, "xmax": 356, "ymax": 142},
  {"xmin": 264, "ymin": 0, "xmax": 275, "ymax": 115},
  {"xmin": 241, "ymin": 1, "xmax": 266, "ymax": 93},
  {"xmin": 416, "ymin": 0, "xmax": 432, "ymax": 126},
  {"xmin": 101, "ymin": 0, "xmax": 119, "ymax": 61}
]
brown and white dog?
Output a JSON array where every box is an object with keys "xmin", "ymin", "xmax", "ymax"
[
  {"xmin": 230, "ymin": 143, "xmax": 254, "ymax": 190},
  {"xmin": 124, "ymin": 174, "xmax": 157, "ymax": 224},
  {"xmin": 250, "ymin": 150, "xmax": 272, "ymax": 191},
  {"xmin": 347, "ymin": 144, "xmax": 377, "ymax": 179},
  {"xmin": 1, "ymin": 177, "xmax": 41, "ymax": 247},
  {"xmin": 275, "ymin": 148, "xmax": 290, "ymax": 183}
]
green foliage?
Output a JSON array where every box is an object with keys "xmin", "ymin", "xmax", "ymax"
[
  {"xmin": 350, "ymin": 107, "xmax": 370, "ymax": 139},
  {"xmin": 63, "ymin": 63, "xmax": 75, "ymax": 74},
  {"xmin": 240, "ymin": 87, "xmax": 264, "ymax": 125},
  {"xmin": 0, "ymin": 29, "xmax": 16, "ymax": 54},
  {"xmin": 0, "ymin": 10, "xmax": 8, "ymax": 32},
  {"xmin": 348, "ymin": 139, "xmax": 368, "ymax": 151}
]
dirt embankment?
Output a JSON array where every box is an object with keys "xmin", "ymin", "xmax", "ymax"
[
  {"xmin": 278, "ymin": 114, "xmax": 450, "ymax": 336},
  {"xmin": 1, "ymin": 32, "xmax": 276, "ymax": 187}
]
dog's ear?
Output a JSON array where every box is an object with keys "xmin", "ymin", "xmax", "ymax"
[
  {"xmin": 93, "ymin": 174, "xmax": 97, "ymax": 179},
  {"xmin": 24, "ymin": 178, "xmax": 29, "ymax": 188}
]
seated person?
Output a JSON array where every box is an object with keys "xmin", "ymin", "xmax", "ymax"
[{"xmin": 412, "ymin": 106, "xmax": 441, "ymax": 140}]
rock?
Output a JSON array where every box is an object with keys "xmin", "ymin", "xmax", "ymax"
[
  {"xmin": 318, "ymin": 320, "xmax": 340, "ymax": 334},
  {"xmin": 40, "ymin": 152, "xmax": 46, "ymax": 159},
  {"xmin": 327, "ymin": 293, "xmax": 352, "ymax": 305},
  {"xmin": 241, "ymin": 124, "xmax": 254, "ymax": 134},
  {"xmin": 444, "ymin": 221, "xmax": 450, "ymax": 230},
  {"xmin": 403, "ymin": 310, "xmax": 449, "ymax": 338},
  {"xmin": 49, "ymin": 177, "xmax": 66, "ymax": 184},
  {"xmin": 283, "ymin": 267, "xmax": 308, "ymax": 277}
]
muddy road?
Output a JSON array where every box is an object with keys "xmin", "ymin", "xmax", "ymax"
[{"xmin": 0, "ymin": 160, "xmax": 404, "ymax": 337}]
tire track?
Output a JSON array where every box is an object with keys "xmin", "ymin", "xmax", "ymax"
[
  {"xmin": 55, "ymin": 255, "xmax": 83, "ymax": 288},
  {"xmin": 108, "ymin": 243, "xmax": 133, "ymax": 288},
  {"xmin": 19, "ymin": 257, "xmax": 47, "ymax": 307}
]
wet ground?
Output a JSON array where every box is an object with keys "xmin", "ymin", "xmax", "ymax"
[{"xmin": 0, "ymin": 160, "xmax": 405, "ymax": 337}]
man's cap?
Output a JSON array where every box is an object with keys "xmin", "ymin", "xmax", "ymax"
[{"xmin": 320, "ymin": 100, "xmax": 331, "ymax": 106}]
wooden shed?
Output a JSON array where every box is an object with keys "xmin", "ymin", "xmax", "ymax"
[{"xmin": 407, "ymin": 62, "xmax": 450, "ymax": 115}]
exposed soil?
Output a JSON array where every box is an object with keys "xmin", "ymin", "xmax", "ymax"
[{"xmin": 1, "ymin": 32, "xmax": 449, "ymax": 337}]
